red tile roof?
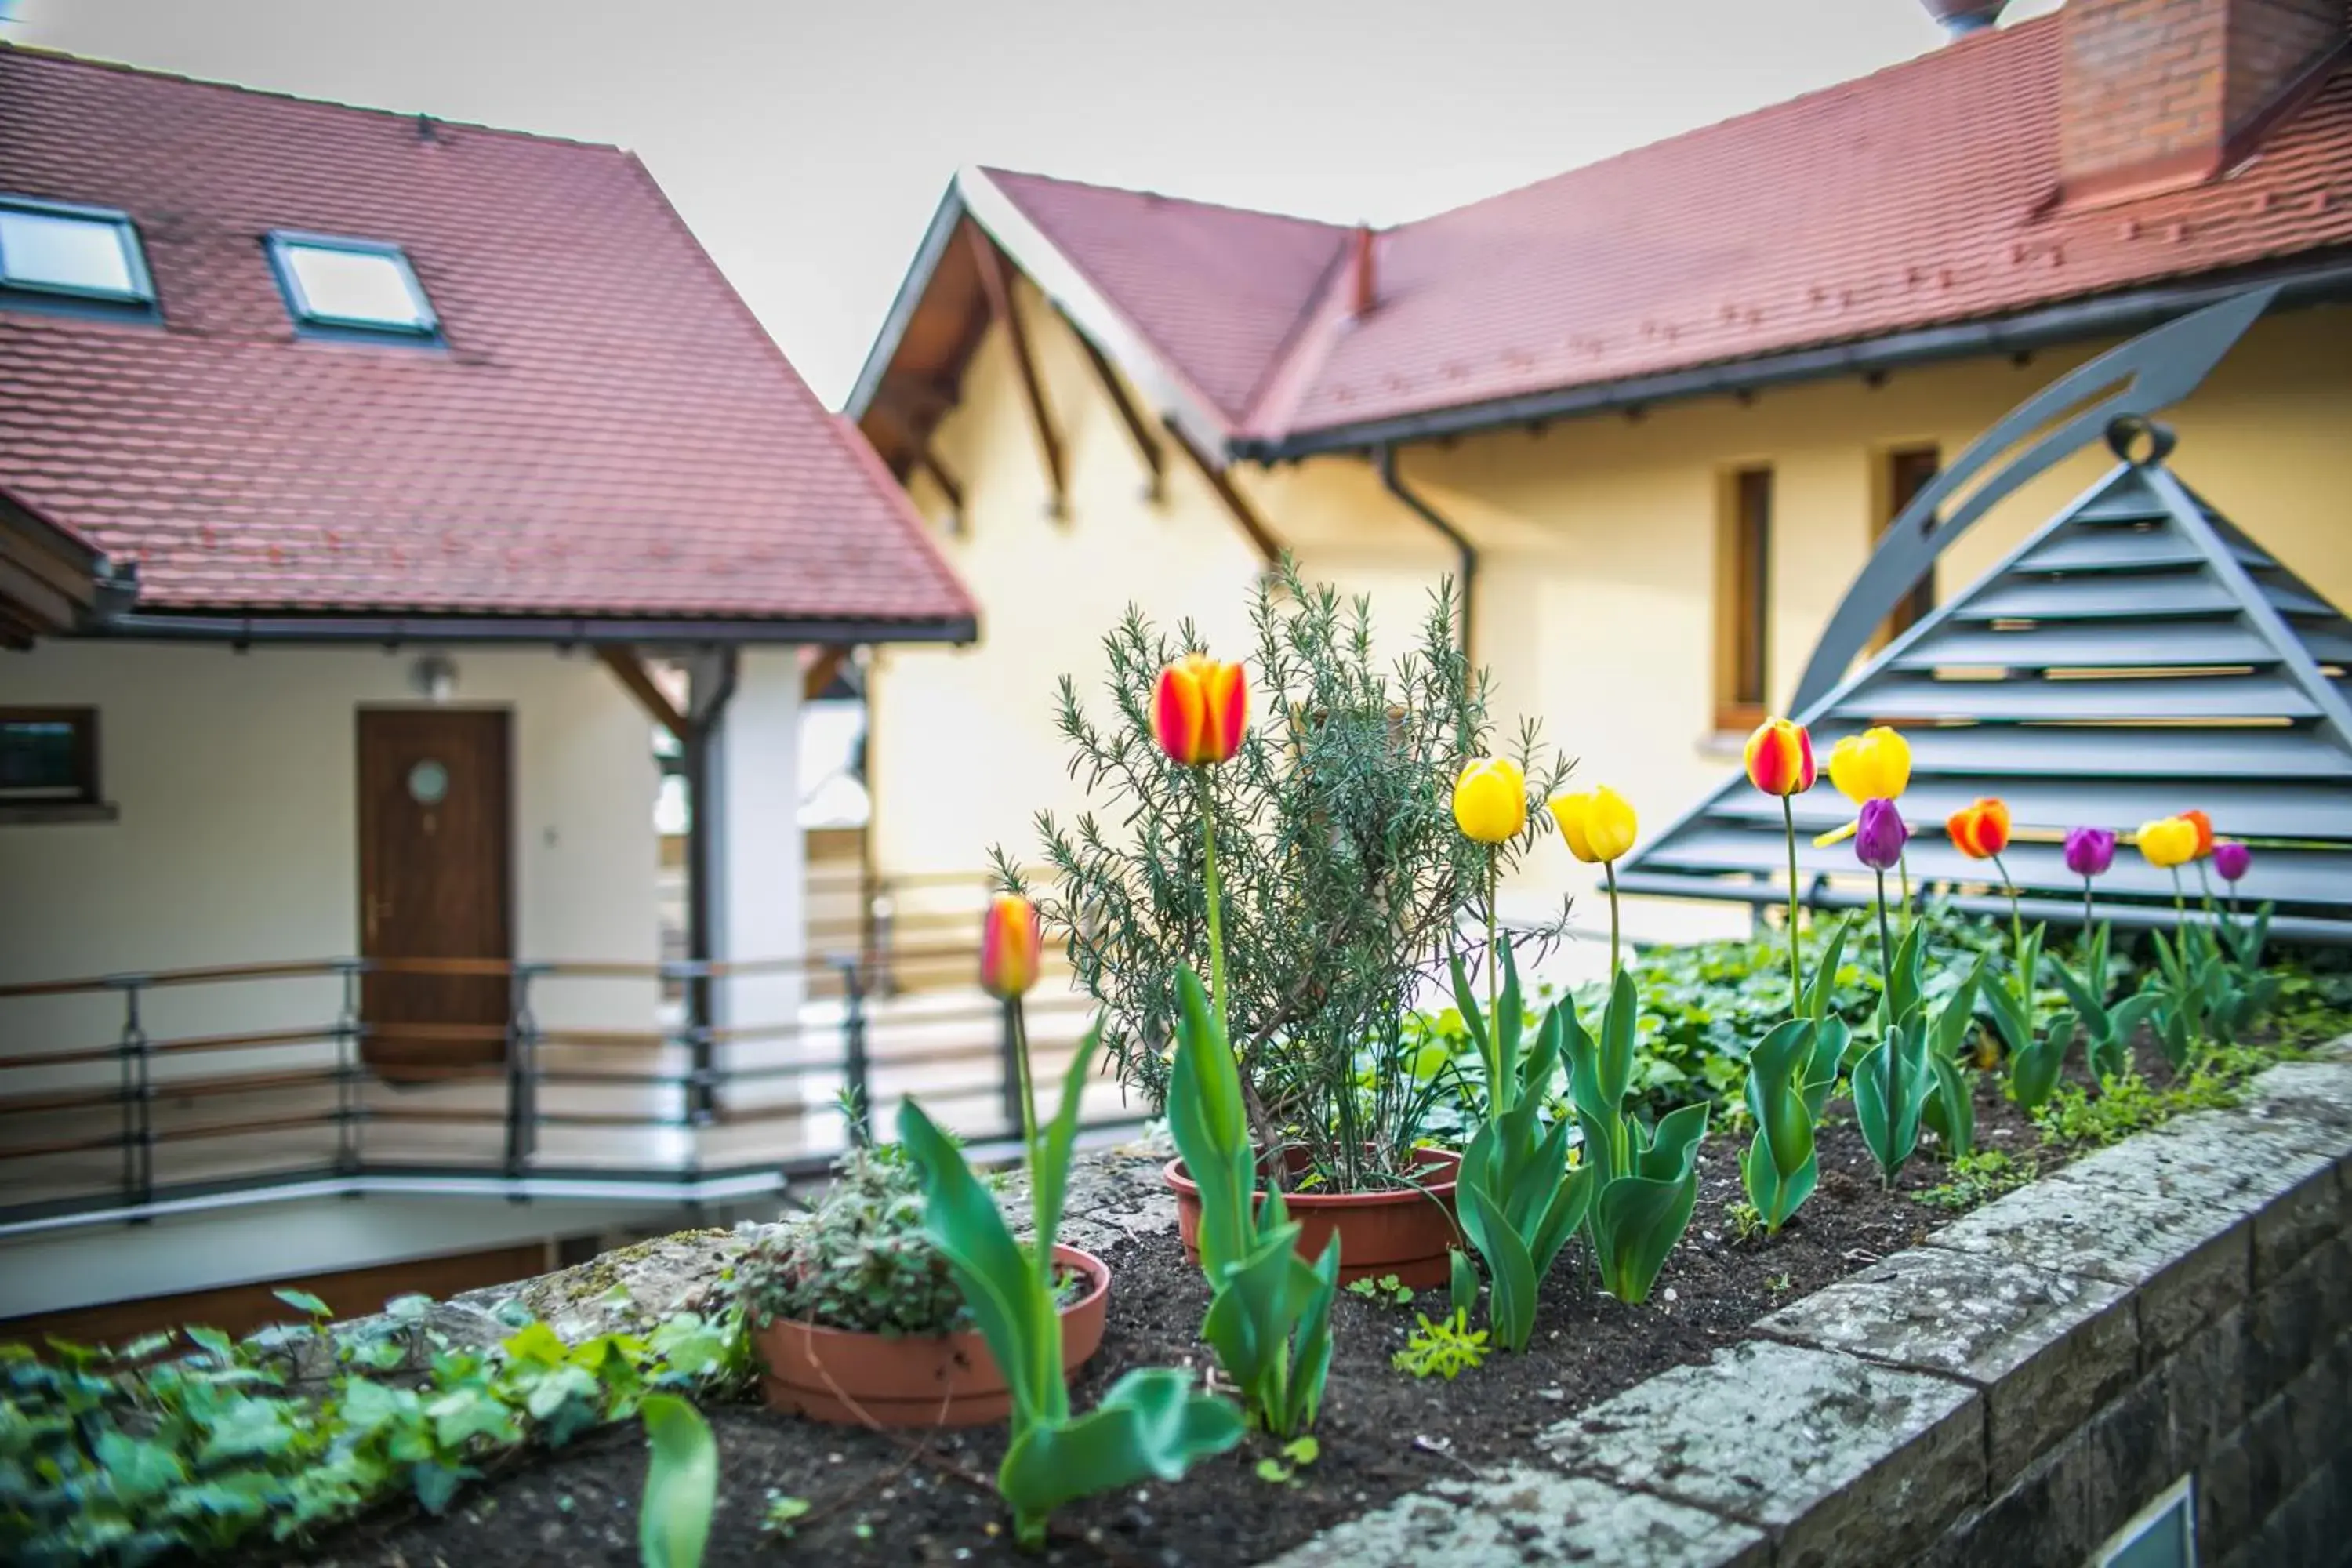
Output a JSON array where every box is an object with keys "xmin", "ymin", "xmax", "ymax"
[
  {"xmin": 983, "ymin": 170, "xmax": 1350, "ymax": 424},
  {"xmin": 973, "ymin": 16, "xmax": 2352, "ymax": 452},
  {"xmin": 0, "ymin": 45, "xmax": 975, "ymax": 632}
]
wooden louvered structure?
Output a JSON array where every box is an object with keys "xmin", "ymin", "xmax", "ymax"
[{"xmin": 1618, "ymin": 297, "xmax": 2352, "ymax": 943}]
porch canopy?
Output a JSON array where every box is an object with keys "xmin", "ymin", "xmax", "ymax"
[{"xmin": 1617, "ymin": 438, "xmax": 2352, "ymax": 942}]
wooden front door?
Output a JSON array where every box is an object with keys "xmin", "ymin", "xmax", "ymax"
[{"xmin": 357, "ymin": 709, "xmax": 513, "ymax": 1080}]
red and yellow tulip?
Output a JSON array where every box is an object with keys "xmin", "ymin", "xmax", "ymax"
[
  {"xmin": 1151, "ymin": 652, "xmax": 1248, "ymax": 768},
  {"xmin": 1946, "ymin": 798, "xmax": 2011, "ymax": 860},
  {"xmin": 1743, "ymin": 718, "xmax": 1817, "ymax": 797},
  {"xmin": 979, "ymin": 892, "xmax": 1044, "ymax": 1000},
  {"xmin": 2180, "ymin": 808, "xmax": 2215, "ymax": 861}
]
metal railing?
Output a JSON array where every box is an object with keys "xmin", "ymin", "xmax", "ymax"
[{"xmin": 0, "ymin": 945, "xmax": 1136, "ymax": 1236}]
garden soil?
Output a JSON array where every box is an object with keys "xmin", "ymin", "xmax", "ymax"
[{"xmin": 295, "ymin": 1080, "xmax": 2050, "ymax": 1568}]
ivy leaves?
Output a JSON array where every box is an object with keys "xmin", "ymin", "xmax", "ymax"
[{"xmin": 1, "ymin": 1291, "xmax": 746, "ymax": 1565}]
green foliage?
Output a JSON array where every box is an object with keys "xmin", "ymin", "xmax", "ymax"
[
  {"xmin": 2042, "ymin": 923, "xmax": 2158, "ymax": 1090},
  {"xmin": 1254, "ymin": 1436, "xmax": 1321, "ymax": 1486},
  {"xmin": 1449, "ymin": 946, "xmax": 1595, "ymax": 1351},
  {"xmin": 899, "ymin": 1020, "xmax": 1245, "ymax": 1550},
  {"xmin": 1914, "ymin": 1149, "xmax": 2038, "ymax": 1211},
  {"xmin": 760, "ymin": 1492, "xmax": 813, "ymax": 1537},
  {"xmin": 1165, "ymin": 967, "xmax": 1340, "ymax": 1436},
  {"xmin": 0, "ymin": 1285, "xmax": 746, "ymax": 1566},
  {"xmin": 2033, "ymin": 1063, "xmax": 2247, "ymax": 1149},
  {"xmin": 1559, "ymin": 960, "xmax": 1710, "ymax": 1306},
  {"xmin": 1345, "ymin": 1274, "xmax": 1415, "ymax": 1308},
  {"xmin": 635, "ymin": 1396, "xmax": 715, "ymax": 1568},
  {"xmin": 1390, "ymin": 1309, "xmax": 1489, "ymax": 1380},
  {"xmin": 1018, "ymin": 560, "xmax": 1570, "ymax": 1188},
  {"xmin": 1853, "ymin": 919, "xmax": 1979, "ymax": 1185},
  {"xmin": 1736, "ymin": 919, "xmax": 1851, "ymax": 1236},
  {"xmin": 732, "ymin": 1142, "xmax": 966, "ymax": 1338}
]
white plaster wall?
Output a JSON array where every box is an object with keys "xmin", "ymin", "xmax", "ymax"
[
  {"xmin": 0, "ymin": 641, "xmax": 663, "ymax": 1082},
  {"xmin": 706, "ymin": 647, "xmax": 808, "ymax": 1115}
]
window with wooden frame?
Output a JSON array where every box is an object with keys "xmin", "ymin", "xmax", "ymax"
[
  {"xmin": 1714, "ymin": 465, "xmax": 1773, "ymax": 733},
  {"xmin": 0, "ymin": 706, "xmax": 101, "ymax": 808},
  {"xmin": 1875, "ymin": 445, "xmax": 1941, "ymax": 649}
]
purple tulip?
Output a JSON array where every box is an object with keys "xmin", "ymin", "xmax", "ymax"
[
  {"xmin": 2063, "ymin": 826, "xmax": 2117, "ymax": 879},
  {"xmin": 1854, "ymin": 797, "xmax": 1908, "ymax": 871},
  {"xmin": 2213, "ymin": 841, "xmax": 2252, "ymax": 883}
]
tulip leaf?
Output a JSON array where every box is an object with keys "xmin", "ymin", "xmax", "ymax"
[
  {"xmin": 1597, "ymin": 967, "xmax": 1636, "ymax": 1110},
  {"xmin": 1590, "ymin": 1105, "xmax": 1708, "ymax": 1305},
  {"xmin": 1448, "ymin": 1248, "xmax": 1479, "ymax": 1319},
  {"xmin": 1463, "ymin": 1180, "xmax": 1536, "ymax": 1354},
  {"xmin": 1801, "ymin": 917, "xmax": 1851, "ymax": 1023},
  {"xmin": 997, "ymin": 1369, "xmax": 1245, "ymax": 1548},
  {"xmin": 1853, "ymin": 1019, "xmax": 1930, "ymax": 1182},
  {"xmin": 1743, "ymin": 1018, "xmax": 1817, "ymax": 1182},
  {"xmin": 2010, "ymin": 1014, "xmax": 2074, "ymax": 1110},
  {"xmin": 636, "ymin": 1395, "xmax": 717, "ymax": 1568},
  {"xmin": 1741, "ymin": 1128, "xmax": 1817, "ymax": 1234}
]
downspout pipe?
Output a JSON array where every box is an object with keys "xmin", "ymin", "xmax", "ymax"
[{"xmin": 1374, "ymin": 442, "xmax": 1476, "ymax": 659}]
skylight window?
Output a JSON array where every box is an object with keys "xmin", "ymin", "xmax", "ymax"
[
  {"xmin": 267, "ymin": 233, "xmax": 437, "ymax": 335},
  {"xmin": 0, "ymin": 198, "xmax": 154, "ymax": 304}
]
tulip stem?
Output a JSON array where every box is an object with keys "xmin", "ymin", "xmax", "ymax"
[
  {"xmin": 1898, "ymin": 854, "xmax": 1913, "ymax": 935},
  {"xmin": 1991, "ymin": 851, "xmax": 2027, "ymax": 1014},
  {"xmin": 1780, "ymin": 794, "xmax": 1806, "ymax": 1018},
  {"xmin": 1486, "ymin": 847, "xmax": 1503, "ymax": 1113},
  {"xmin": 1196, "ymin": 766, "xmax": 1229, "ymax": 1044},
  {"xmin": 1604, "ymin": 858, "xmax": 1621, "ymax": 982},
  {"xmin": 1874, "ymin": 866, "xmax": 1897, "ymax": 1191}
]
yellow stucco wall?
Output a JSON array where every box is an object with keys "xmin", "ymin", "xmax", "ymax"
[{"xmin": 868, "ymin": 292, "xmax": 2352, "ymax": 942}]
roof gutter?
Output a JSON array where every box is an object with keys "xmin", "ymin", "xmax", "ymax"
[
  {"xmin": 1374, "ymin": 443, "xmax": 1475, "ymax": 659},
  {"xmin": 81, "ymin": 609, "xmax": 978, "ymax": 648},
  {"xmin": 1233, "ymin": 254, "xmax": 2352, "ymax": 461}
]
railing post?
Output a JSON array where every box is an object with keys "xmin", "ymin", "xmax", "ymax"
[
  {"xmin": 115, "ymin": 977, "xmax": 152, "ymax": 1211},
  {"xmin": 999, "ymin": 996, "xmax": 1025, "ymax": 1141},
  {"xmin": 833, "ymin": 956, "xmax": 871, "ymax": 1146},
  {"xmin": 503, "ymin": 963, "xmax": 540, "ymax": 1184},
  {"xmin": 684, "ymin": 958, "xmax": 716, "ymax": 1127},
  {"xmin": 333, "ymin": 959, "xmax": 362, "ymax": 1175}
]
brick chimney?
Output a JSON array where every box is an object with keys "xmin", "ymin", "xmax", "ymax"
[{"xmin": 2060, "ymin": 0, "xmax": 2348, "ymax": 205}]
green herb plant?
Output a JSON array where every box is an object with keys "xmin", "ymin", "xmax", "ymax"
[
  {"xmin": 732, "ymin": 1142, "xmax": 966, "ymax": 1338},
  {"xmin": 1020, "ymin": 561, "xmax": 1568, "ymax": 1190},
  {"xmin": 1164, "ymin": 966, "xmax": 1341, "ymax": 1436},
  {"xmin": 1390, "ymin": 1309, "xmax": 1488, "ymax": 1380},
  {"xmin": 1345, "ymin": 1275, "xmax": 1415, "ymax": 1308},
  {"xmin": 1443, "ymin": 945, "xmax": 1595, "ymax": 1351},
  {"xmin": 898, "ymin": 1018, "xmax": 1245, "ymax": 1550},
  {"xmin": 1254, "ymin": 1436, "xmax": 1320, "ymax": 1486}
]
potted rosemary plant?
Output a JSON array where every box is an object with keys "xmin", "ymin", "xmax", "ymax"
[{"xmin": 1011, "ymin": 561, "xmax": 1567, "ymax": 1285}]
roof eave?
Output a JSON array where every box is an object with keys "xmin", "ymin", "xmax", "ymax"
[
  {"xmin": 1230, "ymin": 252, "xmax": 2352, "ymax": 463},
  {"xmin": 848, "ymin": 167, "xmax": 1236, "ymax": 462},
  {"xmin": 78, "ymin": 609, "xmax": 979, "ymax": 648}
]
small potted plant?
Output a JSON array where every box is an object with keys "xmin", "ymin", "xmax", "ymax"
[{"xmin": 739, "ymin": 909, "xmax": 1113, "ymax": 1428}]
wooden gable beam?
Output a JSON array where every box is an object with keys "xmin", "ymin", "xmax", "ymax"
[
  {"xmin": 966, "ymin": 228, "xmax": 1068, "ymax": 519},
  {"xmin": 916, "ymin": 448, "xmax": 967, "ymax": 532},
  {"xmin": 595, "ymin": 646, "xmax": 688, "ymax": 745},
  {"xmin": 1067, "ymin": 318, "xmax": 1165, "ymax": 501},
  {"xmin": 1167, "ymin": 423, "xmax": 1283, "ymax": 568},
  {"xmin": 802, "ymin": 644, "xmax": 852, "ymax": 702}
]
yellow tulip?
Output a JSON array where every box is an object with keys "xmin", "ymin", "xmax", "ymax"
[
  {"xmin": 2136, "ymin": 816, "xmax": 2200, "ymax": 870},
  {"xmin": 1451, "ymin": 757, "xmax": 1527, "ymax": 844},
  {"xmin": 1827, "ymin": 727, "xmax": 1911, "ymax": 806},
  {"xmin": 1548, "ymin": 786, "xmax": 1638, "ymax": 864}
]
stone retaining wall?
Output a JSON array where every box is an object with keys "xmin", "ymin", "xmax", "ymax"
[{"xmin": 1266, "ymin": 1046, "xmax": 2352, "ymax": 1568}]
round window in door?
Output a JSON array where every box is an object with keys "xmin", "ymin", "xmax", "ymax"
[{"xmin": 407, "ymin": 758, "xmax": 451, "ymax": 806}]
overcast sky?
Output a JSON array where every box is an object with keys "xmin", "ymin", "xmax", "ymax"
[{"xmin": 14, "ymin": 0, "xmax": 2060, "ymax": 408}]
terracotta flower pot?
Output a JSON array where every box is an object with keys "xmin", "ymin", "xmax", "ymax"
[
  {"xmin": 752, "ymin": 1244, "xmax": 1110, "ymax": 1428},
  {"xmin": 1164, "ymin": 1147, "xmax": 1462, "ymax": 1287}
]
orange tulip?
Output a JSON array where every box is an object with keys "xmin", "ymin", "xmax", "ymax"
[
  {"xmin": 2180, "ymin": 808, "xmax": 2215, "ymax": 860},
  {"xmin": 979, "ymin": 892, "xmax": 1044, "ymax": 999},
  {"xmin": 1947, "ymin": 798, "xmax": 2011, "ymax": 859},
  {"xmin": 1743, "ymin": 718, "xmax": 1816, "ymax": 797},
  {"xmin": 1152, "ymin": 652, "xmax": 1248, "ymax": 767}
]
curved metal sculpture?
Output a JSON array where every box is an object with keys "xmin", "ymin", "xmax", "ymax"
[{"xmin": 1789, "ymin": 285, "xmax": 2278, "ymax": 716}]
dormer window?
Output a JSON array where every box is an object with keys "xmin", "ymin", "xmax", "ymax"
[
  {"xmin": 267, "ymin": 232, "xmax": 437, "ymax": 336},
  {"xmin": 0, "ymin": 197, "xmax": 154, "ymax": 305}
]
